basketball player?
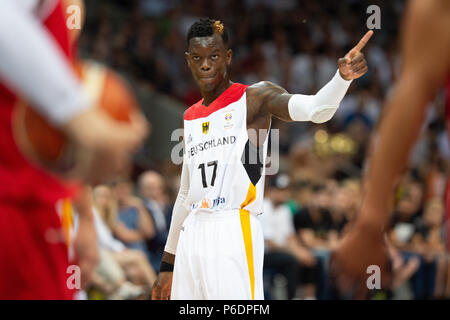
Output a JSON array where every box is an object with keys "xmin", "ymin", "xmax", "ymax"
[
  {"xmin": 0, "ymin": 0, "xmax": 147, "ymax": 299},
  {"xmin": 151, "ymin": 19, "xmax": 372, "ymax": 300},
  {"xmin": 331, "ymin": 0, "xmax": 450, "ymax": 297}
]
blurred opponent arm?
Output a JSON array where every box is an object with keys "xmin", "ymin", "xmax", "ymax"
[
  {"xmin": 0, "ymin": 0, "xmax": 91, "ymax": 125},
  {"xmin": 0, "ymin": 1, "xmax": 148, "ymax": 184},
  {"xmin": 359, "ymin": 0, "xmax": 450, "ymax": 230}
]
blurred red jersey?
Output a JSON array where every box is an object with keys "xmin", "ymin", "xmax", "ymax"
[
  {"xmin": 0, "ymin": 0, "xmax": 76, "ymax": 299},
  {"xmin": 0, "ymin": 1, "xmax": 74, "ymax": 206}
]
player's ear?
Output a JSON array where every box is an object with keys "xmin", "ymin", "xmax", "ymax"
[{"xmin": 226, "ymin": 49, "xmax": 232, "ymax": 66}]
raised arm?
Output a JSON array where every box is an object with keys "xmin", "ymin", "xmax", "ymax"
[{"xmin": 247, "ymin": 31, "xmax": 373, "ymax": 123}]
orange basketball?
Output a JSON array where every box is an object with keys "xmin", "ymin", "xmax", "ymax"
[{"xmin": 13, "ymin": 60, "xmax": 138, "ymax": 172}]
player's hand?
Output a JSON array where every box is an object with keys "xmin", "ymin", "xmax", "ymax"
[
  {"xmin": 330, "ymin": 217, "xmax": 392, "ymax": 299},
  {"xmin": 338, "ymin": 30, "xmax": 373, "ymax": 81},
  {"xmin": 151, "ymin": 272, "xmax": 173, "ymax": 300},
  {"xmin": 63, "ymin": 108, "xmax": 149, "ymax": 184}
]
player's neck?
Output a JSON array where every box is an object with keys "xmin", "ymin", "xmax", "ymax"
[{"xmin": 201, "ymin": 80, "xmax": 233, "ymax": 106}]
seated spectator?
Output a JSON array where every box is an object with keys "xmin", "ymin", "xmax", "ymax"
[
  {"xmin": 388, "ymin": 177, "xmax": 449, "ymax": 299},
  {"xmin": 260, "ymin": 174, "xmax": 318, "ymax": 300},
  {"xmin": 294, "ymin": 183, "xmax": 334, "ymax": 250},
  {"xmin": 88, "ymin": 185, "xmax": 157, "ymax": 299},
  {"xmin": 391, "ymin": 180, "xmax": 424, "ymax": 251},
  {"xmin": 111, "ymin": 179, "xmax": 155, "ymax": 259},
  {"xmin": 327, "ymin": 183, "xmax": 353, "ymax": 249},
  {"xmin": 388, "ymin": 242, "xmax": 420, "ymax": 295},
  {"xmin": 137, "ymin": 171, "xmax": 173, "ymax": 272},
  {"xmin": 410, "ymin": 198, "xmax": 450, "ymax": 299}
]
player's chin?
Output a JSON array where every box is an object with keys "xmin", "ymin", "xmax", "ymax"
[{"xmin": 199, "ymin": 79, "xmax": 220, "ymax": 92}]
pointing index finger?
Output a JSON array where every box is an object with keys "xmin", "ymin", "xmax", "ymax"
[{"xmin": 353, "ymin": 30, "xmax": 373, "ymax": 52}]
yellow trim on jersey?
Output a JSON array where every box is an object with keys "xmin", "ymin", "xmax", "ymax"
[
  {"xmin": 239, "ymin": 183, "xmax": 257, "ymax": 300},
  {"xmin": 61, "ymin": 198, "xmax": 73, "ymax": 249}
]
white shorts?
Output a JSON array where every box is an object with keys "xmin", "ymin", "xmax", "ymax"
[{"xmin": 171, "ymin": 209, "xmax": 264, "ymax": 300}]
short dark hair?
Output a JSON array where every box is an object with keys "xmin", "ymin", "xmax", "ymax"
[{"xmin": 186, "ymin": 18, "xmax": 229, "ymax": 46}]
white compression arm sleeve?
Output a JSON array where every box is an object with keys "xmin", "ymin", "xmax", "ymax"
[
  {"xmin": 288, "ymin": 70, "xmax": 352, "ymax": 123},
  {"xmin": 164, "ymin": 161, "xmax": 190, "ymax": 255},
  {"xmin": 0, "ymin": 1, "xmax": 92, "ymax": 126}
]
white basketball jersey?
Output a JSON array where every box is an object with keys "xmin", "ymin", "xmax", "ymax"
[{"xmin": 182, "ymin": 83, "xmax": 269, "ymax": 215}]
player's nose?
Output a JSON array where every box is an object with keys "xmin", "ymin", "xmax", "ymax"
[{"xmin": 200, "ymin": 58, "xmax": 211, "ymax": 71}]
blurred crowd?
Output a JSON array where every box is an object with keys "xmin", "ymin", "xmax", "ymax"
[
  {"xmin": 77, "ymin": 0, "xmax": 450, "ymax": 299},
  {"xmin": 78, "ymin": 171, "xmax": 172, "ymax": 299}
]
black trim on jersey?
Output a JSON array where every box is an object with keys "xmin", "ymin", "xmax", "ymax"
[{"xmin": 241, "ymin": 139, "xmax": 264, "ymax": 186}]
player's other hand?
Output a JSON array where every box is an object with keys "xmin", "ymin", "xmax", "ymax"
[
  {"xmin": 63, "ymin": 108, "xmax": 149, "ymax": 184},
  {"xmin": 330, "ymin": 217, "xmax": 392, "ymax": 299},
  {"xmin": 338, "ymin": 30, "xmax": 373, "ymax": 81},
  {"xmin": 151, "ymin": 272, "xmax": 173, "ymax": 300}
]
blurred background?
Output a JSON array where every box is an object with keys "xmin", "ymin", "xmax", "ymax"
[{"xmin": 79, "ymin": 0, "xmax": 450, "ymax": 300}]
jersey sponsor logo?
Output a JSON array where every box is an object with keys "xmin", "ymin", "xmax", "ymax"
[
  {"xmin": 202, "ymin": 122, "xmax": 210, "ymax": 134},
  {"xmin": 200, "ymin": 198, "xmax": 212, "ymax": 208},
  {"xmin": 191, "ymin": 196, "xmax": 226, "ymax": 210},
  {"xmin": 186, "ymin": 135, "xmax": 236, "ymax": 158}
]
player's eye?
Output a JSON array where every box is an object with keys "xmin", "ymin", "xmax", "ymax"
[
  {"xmin": 193, "ymin": 56, "xmax": 200, "ymax": 61},
  {"xmin": 211, "ymin": 54, "xmax": 219, "ymax": 60}
]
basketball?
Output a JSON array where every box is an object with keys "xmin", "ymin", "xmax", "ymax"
[{"xmin": 13, "ymin": 60, "xmax": 138, "ymax": 172}]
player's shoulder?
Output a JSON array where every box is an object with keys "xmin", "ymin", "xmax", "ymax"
[
  {"xmin": 185, "ymin": 100, "xmax": 203, "ymax": 112},
  {"xmin": 246, "ymin": 80, "xmax": 286, "ymax": 94},
  {"xmin": 183, "ymin": 99, "xmax": 204, "ymax": 121},
  {"xmin": 246, "ymin": 80, "xmax": 277, "ymax": 92},
  {"xmin": 246, "ymin": 80, "xmax": 287, "ymax": 106}
]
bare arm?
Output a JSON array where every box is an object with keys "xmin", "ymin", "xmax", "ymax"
[
  {"xmin": 111, "ymin": 197, "xmax": 155, "ymax": 242},
  {"xmin": 286, "ymin": 235, "xmax": 317, "ymax": 266},
  {"xmin": 135, "ymin": 199, "xmax": 155, "ymax": 239},
  {"xmin": 0, "ymin": 0, "xmax": 91, "ymax": 125},
  {"xmin": 359, "ymin": 0, "xmax": 450, "ymax": 230},
  {"xmin": 113, "ymin": 221, "xmax": 146, "ymax": 243},
  {"xmin": 298, "ymin": 228, "xmax": 329, "ymax": 249}
]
